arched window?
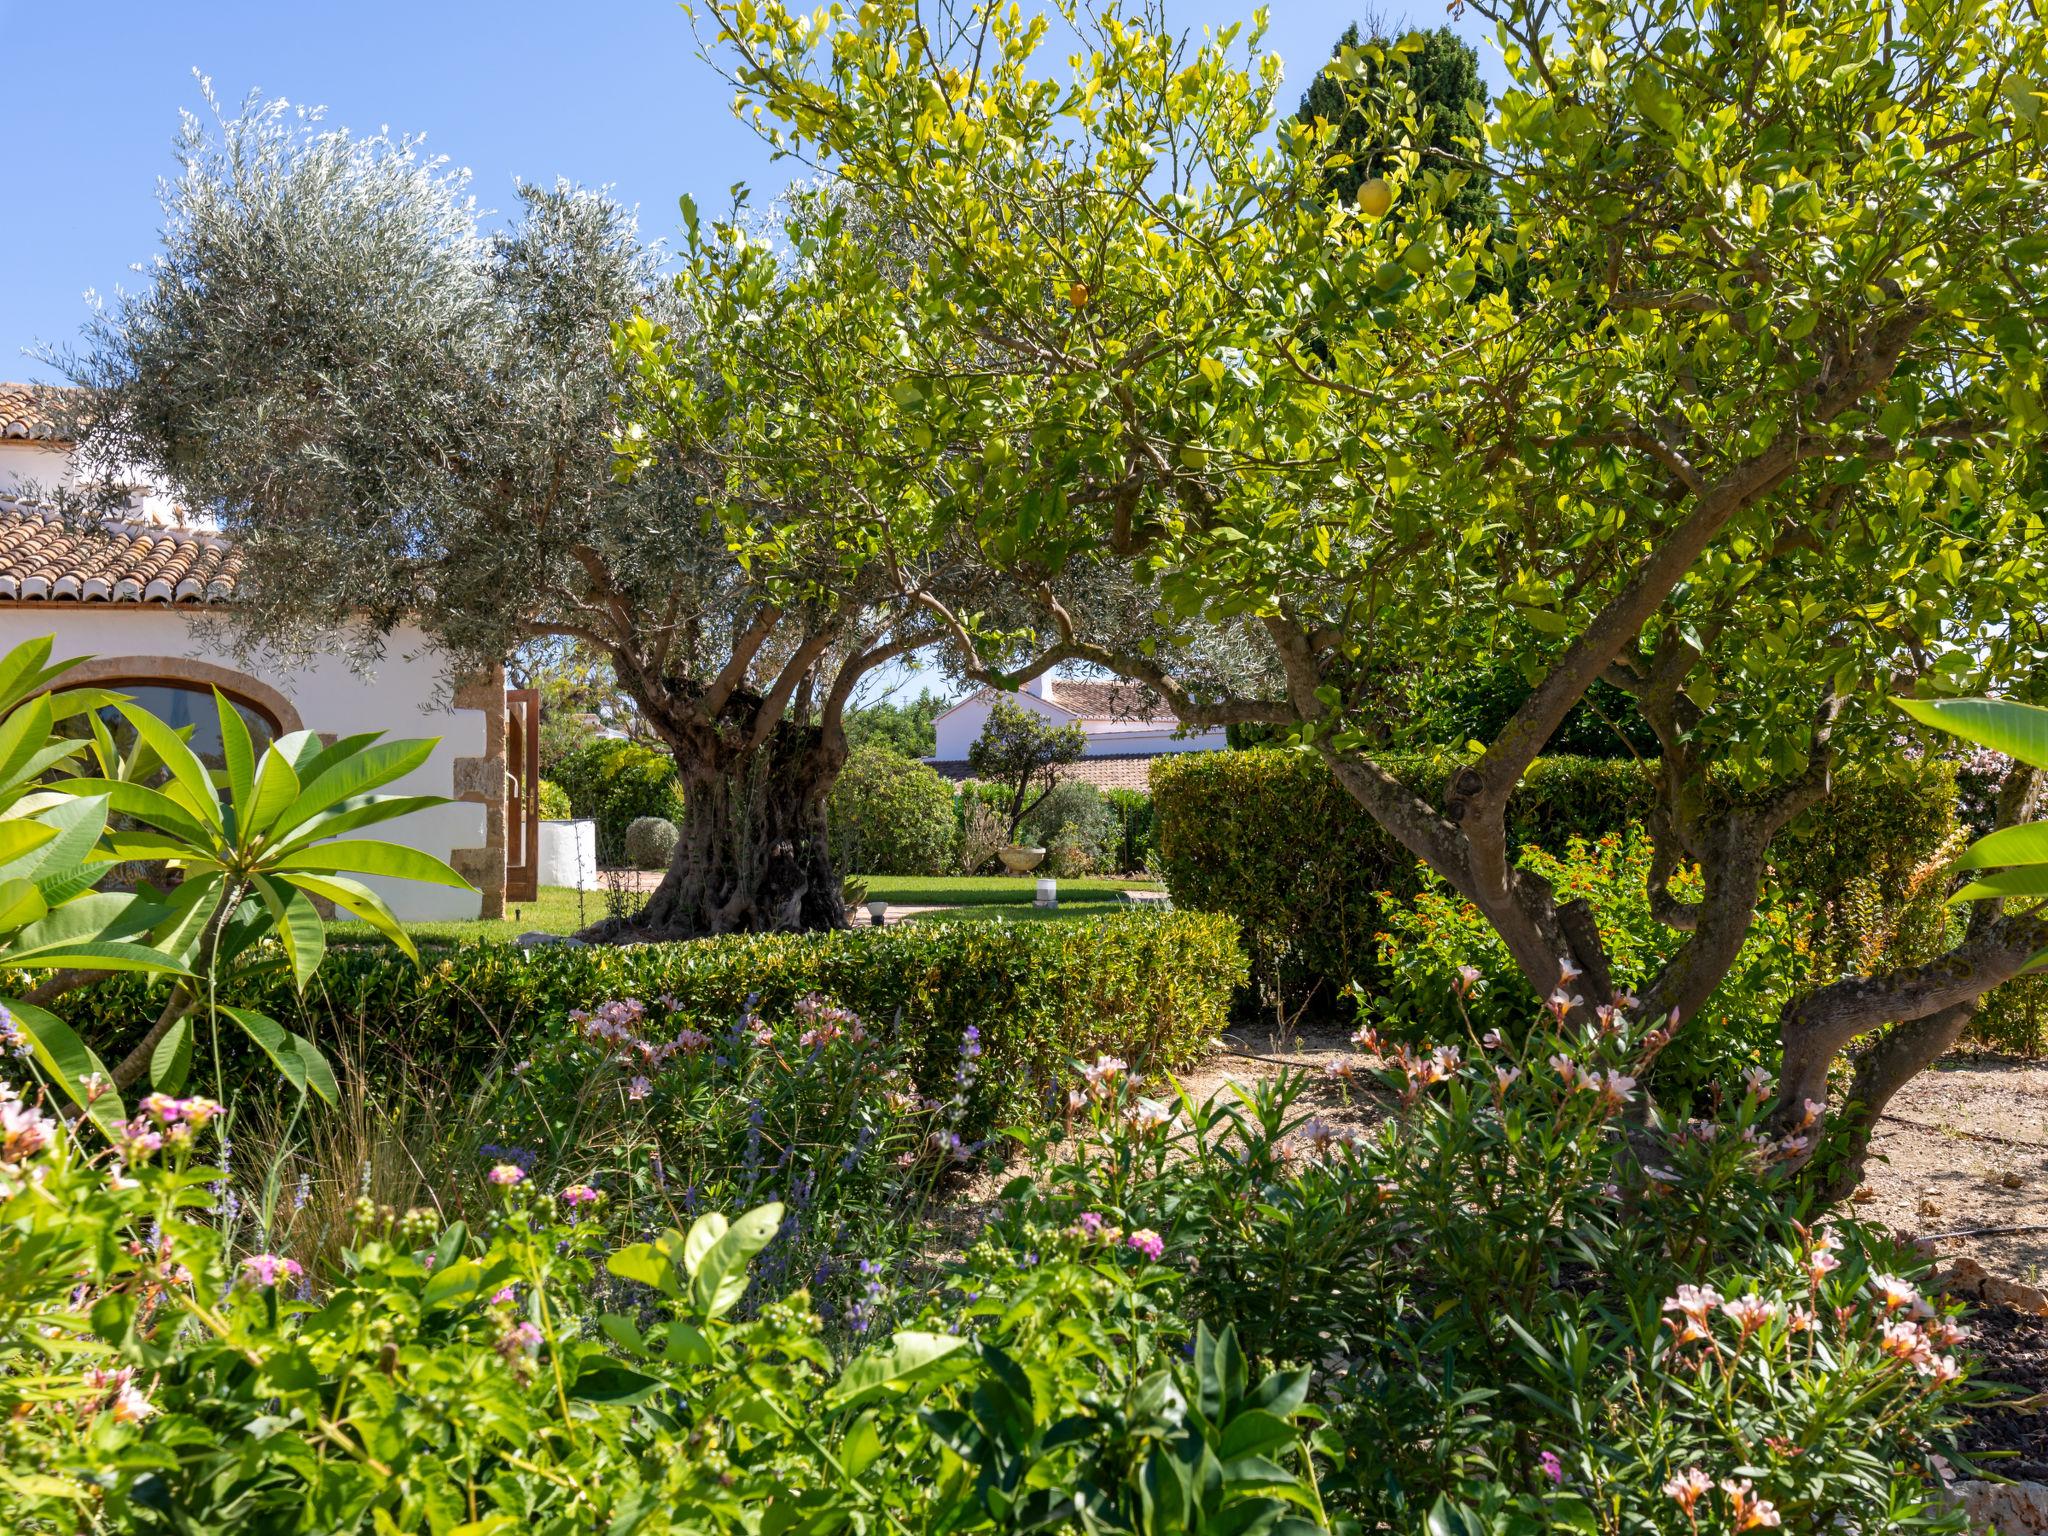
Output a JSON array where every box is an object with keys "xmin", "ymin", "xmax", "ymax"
[{"xmin": 47, "ymin": 656, "xmax": 303, "ymax": 773}]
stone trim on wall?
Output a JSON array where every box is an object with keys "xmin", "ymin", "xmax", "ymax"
[{"xmin": 448, "ymin": 666, "xmax": 507, "ymax": 921}]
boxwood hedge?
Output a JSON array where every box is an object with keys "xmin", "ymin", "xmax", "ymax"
[{"xmin": 63, "ymin": 911, "xmax": 1244, "ymax": 1133}]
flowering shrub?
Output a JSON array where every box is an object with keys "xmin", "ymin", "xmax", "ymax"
[
  {"xmin": 1372, "ymin": 831, "xmax": 1815, "ymax": 1099},
  {"xmin": 0, "ymin": 1072, "xmax": 1331, "ymax": 1533},
  {"xmin": 990, "ymin": 990, "xmax": 1978, "ymax": 1531},
  {"xmin": 472, "ymin": 992, "xmax": 972, "ymax": 1317}
]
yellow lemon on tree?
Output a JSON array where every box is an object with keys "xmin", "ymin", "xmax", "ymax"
[
  {"xmin": 1068, "ymin": 281, "xmax": 1090, "ymax": 307},
  {"xmin": 1356, "ymin": 177, "xmax": 1394, "ymax": 218}
]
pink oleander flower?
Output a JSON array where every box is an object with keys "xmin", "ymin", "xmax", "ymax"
[
  {"xmin": 1557, "ymin": 957, "xmax": 1583, "ymax": 984},
  {"xmin": 1788, "ymin": 1304, "xmax": 1817, "ymax": 1334},
  {"xmin": 1878, "ymin": 1319, "xmax": 1935, "ymax": 1372},
  {"xmin": 487, "ymin": 1163, "xmax": 527, "ymax": 1187},
  {"xmin": 1742, "ymin": 1065, "xmax": 1774, "ymax": 1100},
  {"xmin": 1126, "ymin": 1228, "xmax": 1165, "ymax": 1261},
  {"xmin": 1664, "ymin": 1466, "xmax": 1711, "ymax": 1513},
  {"xmin": 1350, "ymin": 1024, "xmax": 1383, "ymax": 1054},
  {"xmin": 1547, "ymin": 1053, "xmax": 1579, "ymax": 1086},
  {"xmin": 1324, "ymin": 1057, "xmax": 1362, "ymax": 1083},
  {"xmin": 1929, "ymin": 1354, "xmax": 1962, "ymax": 1384},
  {"xmin": 497, "ymin": 1320, "xmax": 544, "ymax": 1361},
  {"xmin": 1079, "ymin": 1055, "xmax": 1128, "ymax": 1097},
  {"xmin": 80, "ymin": 1072, "xmax": 109, "ymax": 1104},
  {"xmin": 558, "ymin": 1184, "xmax": 602, "ymax": 1207},
  {"xmin": 1720, "ymin": 1479, "xmax": 1781, "ymax": 1530},
  {"xmin": 1453, "ymin": 964, "xmax": 1484, "ymax": 997},
  {"xmin": 1869, "ymin": 1273, "xmax": 1920, "ymax": 1312},
  {"xmin": 1927, "ymin": 1316, "xmax": 1969, "ymax": 1349},
  {"xmin": 1807, "ymin": 1247, "xmax": 1841, "ymax": 1286},
  {"xmin": 110, "ymin": 1381, "xmax": 156, "ymax": 1424},
  {"xmin": 1123, "ymin": 1098, "xmax": 1175, "ymax": 1136},
  {"xmin": 1721, "ymin": 1294, "xmax": 1778, "ymax": 1341},
  {"xmin": 1545, "ymin": 988, "xmax": 1583, "ymax": 1022},
  {"xmin": 1661, "ymin": 1284, "xmax": 1723, "ymax": 1344},
  {"xmin": 1480, "ymin": 1028, "xmax": 1503, "ymax": 1050},
  {"xmin": 1494, "ymin": 1065, "xmax": 1521, "ymax": 1092},
  {"xmin": 239, "ymin": 1253, "xmax": 304, "ymax": 1289},
  {"xmin": 1, "ymin": 1095, "xmax": 53, "ymax": 1170},
  {"xmin": 626, "ymin": 1076, "xmax": 652, "ymax": 1102},
  {"xmin": 671, "ymin": 1028, "xmax": 712, "ymax": 1055}
]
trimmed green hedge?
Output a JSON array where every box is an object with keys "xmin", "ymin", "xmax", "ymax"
[
  {"xmin": 68, "ymin": 912, "xmax": 1245, "ymax": 1131},
  {"xmin": 1153, "ymin": 749, "xmax": 1958, "ymax": 1015}
]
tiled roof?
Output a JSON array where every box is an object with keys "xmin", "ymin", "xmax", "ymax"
[
  {"xmin": 1047, "ymin": 679, "xmax": 1170, "ymax": 722},
  {"xmin": 0, "ymin": 384, "xmax": 76, "ymax": 443},
  {"xmin": 927, "ymin": 753, "xmax": 1169, "ymax": 793},
  {"xmin": 0, "ymin": 498, "xmax": 241, "ymax": 604}
]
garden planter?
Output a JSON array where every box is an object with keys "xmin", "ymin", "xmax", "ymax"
[{"xmin": 999, "ymin": 845, "xmax": 1046, "ymax": 874}]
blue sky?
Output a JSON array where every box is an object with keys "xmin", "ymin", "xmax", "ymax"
[{"xmin": 3, "ymin": 0, "xmax": 1495, "ymax": 382}]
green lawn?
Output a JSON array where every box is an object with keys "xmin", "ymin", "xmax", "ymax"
[{"xmin": 331, "ymin": 875, "xmax": 1167, "ymax": 949}]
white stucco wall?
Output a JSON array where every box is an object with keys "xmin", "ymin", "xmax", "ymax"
[
  {"xmin": 0, "ymin": 606, "xmax": 486, "ymax": 920},
  {"xmin": 0, "ymin": 443, "xmax": 78, "ymax": 499},
  {"xmin": 930, "ymin": 686, "xmax": 1226, "ymax": 762}
]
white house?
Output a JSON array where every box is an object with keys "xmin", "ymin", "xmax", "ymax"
[
  {"xmin": 927, "ymin": 673, "xmax": 1225, "ymax": 792},
  {"xmin": 0, "ymin": 383, "xmax": 520, "ymax": 920}
]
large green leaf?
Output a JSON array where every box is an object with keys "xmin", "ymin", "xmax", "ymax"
[
  {"xmin": 1895, "ymin": 697, "xmax": 2048, "ymax": 770},
  {"xmin": 689, "ymin": 1203, "xmax": 784, "ymax": 1320},
  {"xmin": 272, "ymin": 795, "xmax": 448, "ymax": 853},
  {"xmin": 829, "ymin": 1331, "xmax": 971, "ymax": 1408},
  {"xmin": 245, "ymin": 748, "xmax": 303, "ymax": 842},
  {"xmin": 267, "ymin": 739, "xmax": 437, "ymax": 841},
  {"xmin": 219, "ymin": 1005, "xmax": 338, "ymax": 1105},
  {"xmin": 215, "ymin": 690, "xmax": 256, "ymax": 824},
  {"xmin": 0, "ymin": 877, "xmax": 49, "ymax": 937},
  {"xmin": 282, "ymin": 872, "xmax": 419, "ymax": 964},
  {"xmin": 272, "ymin": 839, "xmax": 472, "ymax": 889},
  {"xmin": 0, "ymin": 695, "xmax": 57, "ymax": 793},
  {"xmin": 1955, "ymin": 822, "xmax": 2048, "ymax": 871},
  {"xmin": 8, "ymin": 998, "xmax": 123, "ymax": 1138},
  {"xmin": 1951, "ymin": 867, "xmax": 2048, "ymax": 904},
  {"xmin": 252, "ymin": 875, "xmax": 326, "ymax": 991},
  {"xmin": 0, "ymin": 818, "xmax": 59, "ymax": 876},
  {"xmin": 150, "ymin": 1016, "xmax": 195, "ymax": 1095},
  {"xmin": 112, "ymin": 701, "xmax": 222, "ymax": 831},
  {"xmin": 0, "ymin": 637, "xmax": 58, "ymax": 715},
  {"xmin": 53, "ymin": 778, "xmax": 216, "ymax": 849}
]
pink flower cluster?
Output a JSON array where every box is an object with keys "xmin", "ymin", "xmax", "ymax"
[
  {"xmin": 239, "ymin": 1253, "xmax": 304, "ymax": 1289},
  {"xmin": 795, "ymin": 993, "xmax": 867, "ymax": 1048},
  {"xmin": 80, "ymin": 1365, "xmax": 155, "ymax": 1425},
  {"xmin": 117, "ymin": 1093, "xmax": 221, "ymax": 1162},
  {"xmin": 1, "ymin": 1081, "xmax": 53, "ymax": 1173},
  {"xmin": 558, "ymin": 1183, "xmax": 602, "ymax": 1208},
  {"xmin": 487, "ymin": 1163, "xmax": 527, "ymax": 1187}
]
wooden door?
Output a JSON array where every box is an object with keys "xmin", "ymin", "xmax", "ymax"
[{"xmin": 505, "ymin": 688, "xmax": 541, "ymax": 903}]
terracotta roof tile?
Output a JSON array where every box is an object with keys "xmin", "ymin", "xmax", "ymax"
[
  {"xmin": 926, "ymin": 754, "xmax": 1171, "ymax": 793},
  {"xmin": 0, "ymin": 384, "xmax": 76, "ymax": 444},
  {"xmin": 1046, "ymin": 680, "xmax": 1171, "ymax": 722},
  {"xmin": 0, "ymin": 498, "xmax": 241, "ymax": 605}
]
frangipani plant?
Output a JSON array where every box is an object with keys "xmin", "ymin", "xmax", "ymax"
[
  {"xmin": 56, "ymin": 689, "xmax": 470, "ymax": 1105},
  {"xmin": 1897, "ymin": 698, "xmax": 2048, "ymax": 917}
]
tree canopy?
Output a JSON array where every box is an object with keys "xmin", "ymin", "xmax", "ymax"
[{"xmin": 636, "ymin": 0, "xmax": 2048, "ymax": 1172}]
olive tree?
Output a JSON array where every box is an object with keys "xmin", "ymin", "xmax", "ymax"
[
  {"xmin": 647, "ymin": 0, "xmax": 2048, "ymax": 1180},
  {"xmin": 54, "ymin": 91, "xmax": 966, "ymax": 938}
]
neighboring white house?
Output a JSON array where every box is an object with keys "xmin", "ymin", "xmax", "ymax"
[
  {"xmin": 0, "ymin": 383, "xmax": 513, "ymax": 920},
  {"xmin": 927, "ymin": 673, "xmax": 1225, "ymax": 792}
]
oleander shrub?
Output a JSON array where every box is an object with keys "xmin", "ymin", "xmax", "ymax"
[
  {"xmin": 827, "ymin": 744, "xmax": 958, "ymax": 876},
  {"xmin": 535, "ymin": 776, "xmax": 573, "ymax": 820},
  {"xmin": 1153, "ymin": 748, "xmax": 1958, "ymax": 1017},
  {"xmin": 623, "ymin": 814, "xmax": 680, "ymax": 870},
  {"xmin": 553, "ymin": 737, "xmax": 684, "ymax": 856},
  {"xmin": 996, "ymin": 1012, "xmax": 1979, "ymax": 1529},
  {"xmin": 0, "ymin": 1101, "xmax": 1326, "ymax": 1534},
  {"xmin": 65, "ymin": 913, "xmax": 1246, "ymax": 1134},
  {"xmin": 1371, "ymin": 830, "xmax": 1817, "ymax": 1101}
]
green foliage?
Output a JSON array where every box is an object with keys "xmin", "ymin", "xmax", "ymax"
[
  {"xmin": 1003, "ymin": 1015, "xmax": 1975, "ymax": 1527},
  {"xmin": 535, "ymin": 776, "xmax": 572, "ymax": 820},
  {"xmin": 553, "ymin": 738, "xmax": 684, "ymax": 859},
  {"xmin": 1153, "ymin": 749, "xmax": 1959, "ymax": 1016},
  {"xmin": 1296, "ymin": 22, "xmax": 1497, "ymax": 232},
  {"xmin": 0, "ymin": 1112, "xmax": 1327, "ymax": 1533},
  {"xmin": 1019, "ymin": 779, "xmax": 1120, "ymax": 878},
  {"xmin": 623, "ymin": 815, "xmax": 680, "ymax": 871},
  {"xmin": 1102, "ymin": 788, "xmax": 1156, "ymax": 875},
  {"xmin": 1373, "ymin": 830, "xmax": 1816, "ymax": 1100},
  {"xmin": 966, "ymin": 699, "xmax": 1088, "ymax": 844},
  {"xmin": 67, "ymin": 914, "xmax": 1245, "ymax": 1136},
  {"xmin": 842, "ymin": 689, "xmax": 947, "ymax": 759},
  {"xmin": 827, "ymin": 745, "xmax": 957, "ymax": 876}
]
